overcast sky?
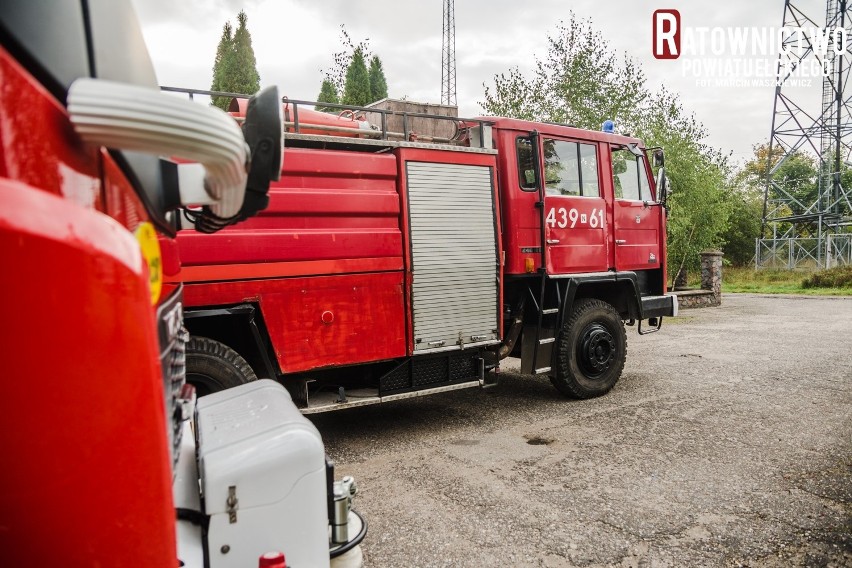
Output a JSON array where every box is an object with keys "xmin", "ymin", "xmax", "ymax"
[{"xmin": 133, "ymin": 0, "xmax": 830, "ymax": 164}]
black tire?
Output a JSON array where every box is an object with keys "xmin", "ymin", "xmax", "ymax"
[
  {"xmin": 551, "ymin": 298, "xmax": 627, "ymax": 399},
  {"xmin": 186, "ymin": 336, "xmax": 257, "ymax": 397}
]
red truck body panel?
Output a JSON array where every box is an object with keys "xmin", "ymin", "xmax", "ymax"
[
  {"xmin": 185, "ymin": 272, "xmax": 407, "ymax": 373},
  {"xmin": 178, "ymin": 148, "xmax": 402, "ymax": 268},
  {"xmin": 611, "ymin": 152, "xmax": 663, "ymax": 272},
  {"xmin": 177, "ymin": 144, "xmax": 502, "ymax": 376},
  {"xmin": 0, "ymin": 46, "xmax": 176, "ymax": 565},
  {"xmin": 179, "ymin": 147, "xmax": 408, "ymax": 373}
]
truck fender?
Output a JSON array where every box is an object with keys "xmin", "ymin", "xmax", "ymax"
[{"xmin": 184, "ymin": 304, "xmax": 279, "ymax": 380}]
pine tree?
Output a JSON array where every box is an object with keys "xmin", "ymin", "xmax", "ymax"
[
  {"xmin": 210, "ymin": 11, "xmax": 260, "ymax": 111},
  {"xmin": 315, "ymin": 79, "xmax": 340, "ymax": 113},
  {"xmin": 319, "ymin": 26, "xmax": 391, "ymax": 107},
  {"xmin": 368, "ymin": 55, "xmax": 388, "ymax": 103},
  {"xmin": 229, "ymin": 12, "xmax": 261, "ymax": 93},
  {"xmin": 342, "ymin": 47, "xmax": 371, "ymax": 106},
  {"xmin": 323, "ymin": 25, "xmax": 371, "ymax": 95},
  {"xmin": 210, "ymin": 22, "xmax": 233, "ymax": 110}
]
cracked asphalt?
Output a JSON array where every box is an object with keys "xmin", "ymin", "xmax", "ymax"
[{"xmin": 312, "ymin": 294, "xmax": 851, "ymax": 567}]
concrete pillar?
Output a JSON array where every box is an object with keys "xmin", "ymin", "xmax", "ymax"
[{"xmin": 700, "ymin": 250, "xmax": 723, "ymax": 305}]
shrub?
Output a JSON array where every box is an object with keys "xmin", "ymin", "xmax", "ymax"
[{"xmin": 801, "ymin": 266, "xmax": 852, "ymax": 289}]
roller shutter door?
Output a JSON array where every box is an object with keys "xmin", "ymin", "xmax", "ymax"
[{"xmin": 406, "ymin": 161, "xmax": 500, "ymax": 352}]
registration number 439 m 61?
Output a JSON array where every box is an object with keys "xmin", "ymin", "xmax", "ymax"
[{"xmin": 545, "ymin": 207, "xmax": 605, "ymax": 229}]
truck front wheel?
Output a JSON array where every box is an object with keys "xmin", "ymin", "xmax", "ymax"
[
  {"xmin": 186, "ymin": 336, "xmax": 257, "ymax": 397},
  {"xmin": 551, "ymin": 298, "xmax": 626, "ymax": 399}
]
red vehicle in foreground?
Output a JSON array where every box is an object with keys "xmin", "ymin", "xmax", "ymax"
[
  {"xmin": 173, "ymin": 99, "xmax": 678, "ymax": 412},
  {"xmin": 0, "ymin": 2, "xmax": 364, "ymax": 566}
]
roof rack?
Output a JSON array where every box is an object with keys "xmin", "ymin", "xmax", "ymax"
[{"xmin": 161, "ymin": 87, "xmax": 494, "ymax": 149}]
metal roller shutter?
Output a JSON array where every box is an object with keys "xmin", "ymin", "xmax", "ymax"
[{"xmin": 406, "ymin": 161, "xmax": 500, "ymax": 352}]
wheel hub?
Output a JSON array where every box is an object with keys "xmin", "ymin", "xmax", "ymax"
[
  {"xmin": 578, "ymin": 323, "xmax": 615, "ymax": 378},
  {"xmin": 187, "ymin": 372, "xmax": 217, "ymax": 397}
]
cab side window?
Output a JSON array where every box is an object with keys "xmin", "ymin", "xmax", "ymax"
[
  {"xmin": 516, "ymin": 137, "xmax": 537, "ymax": 190},
  {"xmin": 611, "ymin": 146, "xmax": 651, "ymax": 201},
  {"xmin": 542, "ymin": 139, "xmax": 600, "ymax": 197}
]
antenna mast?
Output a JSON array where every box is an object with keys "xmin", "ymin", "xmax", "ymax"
[
  {"xmin": 758, "ymin": 0, "xmax": 852, "ymax": 268},
  {"xmin": 441, "ymin": 0, "xmax": 457, "ymax": 106}
]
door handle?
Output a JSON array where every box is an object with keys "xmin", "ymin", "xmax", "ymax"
[
  {"xmin": 546, "ymin": 239, "xmax": 560, "ymax": 244},
  {"xmin": 615, "ymin": 239, "xmax": 627, "ymax": 245}
]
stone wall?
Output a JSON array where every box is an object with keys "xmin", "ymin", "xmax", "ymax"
[{"xmin": 676, "ymin": 250, "xmax": 723, "ymax": 309}]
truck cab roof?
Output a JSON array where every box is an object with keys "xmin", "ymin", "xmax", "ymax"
[{"xmin": 477, "ymin": 116, "xmax": 646, "ymax": 148}]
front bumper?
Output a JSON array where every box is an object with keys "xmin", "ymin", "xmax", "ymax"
[{"xmin": 641, "ymin": 293, "xmax": 678, "ymax": 319}]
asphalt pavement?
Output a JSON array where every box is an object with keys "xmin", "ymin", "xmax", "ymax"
[{"xmin": 313, "ymin": 294, "xmax": 851, "ymax": 567}]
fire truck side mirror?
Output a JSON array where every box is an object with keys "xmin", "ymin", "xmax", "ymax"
[
  {"xmin": 656, "ymin": 167, "xmax": 669, "ymax": 209},
  {"xmin": 238, "ymin": 86, "xmax": 284, "ymax": 222},
  {"xmin": 653, "ymin": 149, "xmax": 665, "ymax": 168}
]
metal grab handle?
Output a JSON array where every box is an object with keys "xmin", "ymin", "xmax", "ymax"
[
  {"xmin": 546, "ymin": 239, "xmax": 560, "ymax": 244},
  {"xmin": 615, "ymin": 239, "xmax": 627, "ymax": 244}
]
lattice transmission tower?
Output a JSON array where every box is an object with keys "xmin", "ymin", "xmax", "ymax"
[
  {"xmin": 441, "ymin": 0, "xmax": 457, "ymax": 106},
  {"xmin": 758, "ymin": 0, "xmax": 852, "ymax": 268}
]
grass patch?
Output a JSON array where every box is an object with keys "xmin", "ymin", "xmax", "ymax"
[{"xmin": 721, "ymin": 266, "xmax": 852, "ymax": 295}]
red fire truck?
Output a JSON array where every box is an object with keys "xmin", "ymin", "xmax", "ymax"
[
  {"xmin": 174, "ymin": 99, "xmax": 678, "ymax": 412},
  {"xmin": 0, "ymin": 2, "xmax": 364, "ymax": 567}
]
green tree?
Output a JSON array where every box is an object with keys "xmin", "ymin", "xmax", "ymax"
[
  {"xmin": 721, "ymin": 184, "xmax": 763, "ymax": 266},
  {"xmin": 481, "ymin": 15, "xmax": 731, "ymax": 284},
  {"xmin": 210, "ymin": 22, "xmax": 233, "ymax": 110},
  {"xmin": 210, "ymin": 11, "xmax": 260, "ymax": 111},
  {"xmin": 745, "ymin": 142, "xmax": 818, "ymax": 220},
  {"xmin": 775, "ymin": 153, "xmax": 818, "ymax": 216},
  {"xmin": 482, "ymin": 14, "xmax": 646, "ymax": 130},
  {"xmin": 479, "ymin": 67, "xmax": 541, "ymax": 121},
  {"xmin": 323, "ymin": 25, "xmax": 371, "ymax": 95},
  {"xmin": 315, "ymin": 79, "xmax": 340, "ymax": 113},
  {"xmin": 720, "ymin": 143, "xmax": 773, "ymax": 265},
  {"xmin": 637, "ymin": 89, "xmax": 732, "ymax": 280},
  {"xmin": 342, "ymin": 47, "xmax": 371, "ymax": 106},
  {"xmin": 319, "ymin": 25, "xmax": 390, "ymax": 107},
  {"xmin": 368, "ymin": 55, "xmax": 388, "ymax": 102},
  {"xmin": 739, "ymin": 142, "xmax": 784, "ymax": 182}
]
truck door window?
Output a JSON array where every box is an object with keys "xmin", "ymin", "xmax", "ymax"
[
  {"xmin": 611, "ymin": 146, "xmax": 649, "ymax": 201},
  {"xmin": 516, "ymin": 136, "xmax": 537, "ymax": 190},
  {"xmin": 542, "ymin": 139, "xmax": 599, "ymax": 197},
  {"xmin": 579, "ymin": 143, "xmax": 600, "ymax": 197}
]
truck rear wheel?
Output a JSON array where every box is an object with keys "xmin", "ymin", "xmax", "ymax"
[
  {"xmin": 551, "ymin": 298, "xmax": 626, "ymax": 399},
  {"xmin": 186, "ymin": 336, "xmax": 257, "ymax": 397}
]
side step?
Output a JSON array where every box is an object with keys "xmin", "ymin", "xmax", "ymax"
[
  {"xmin": 520, "ymin": 325, "xmax": 558, "ymax": 375},
  {"xmin": 300, "ymin": 380, "xmax": 483, "ymax": 414},
  {"xmin": 520, "ymin": 277, "xmax": 562, "ymax": 375}
]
